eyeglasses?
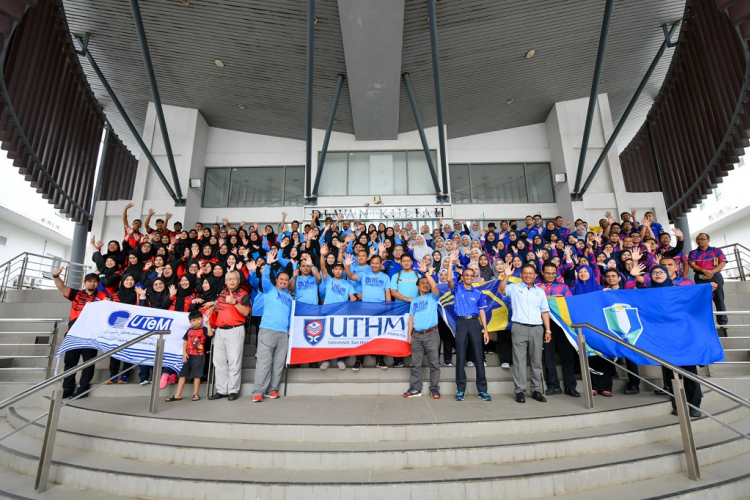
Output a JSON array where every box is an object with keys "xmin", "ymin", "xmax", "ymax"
[{"xmin": 652, "ymin": 270, "xmax": 667, "ymax": 275}]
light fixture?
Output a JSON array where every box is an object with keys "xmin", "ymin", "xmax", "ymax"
[
  {"xmin": 373, "ymin": 196, "xmax": 382, "ymax": 205},
  {"xmin": 507, "ymin": 98, "xmax": 514, "ymax": 104},
  {"xmin": 333, "ymin": 119, "xmax": 338, "ymax": 124},
  {"xmin": 214, "ymin": 59, "xmax": 225, "ymax": 68},
  {"xmin": 181, "ymin": 0, "xmax": 189, "ymax": 4},
  {"xmin": 554, "ymin": 173, "xmax": 567, "ymax": 184},
  {"xmin": 238, "ymin": 104, "xmax": 245, "ymax": 109},
  {"xmin": 189, "ymin": 178, "xmax": 202, "ymax": 189},
  {"xmin": 599, "ymin": 80, "xmax": 604, "ymax": 86},
  {"xmin": 525, "ymin": 49, "xmax": 535, "ymax": 59},
  {"xmin": 314, "ymin": 16, "xmax": 318, "ymax": 24}
]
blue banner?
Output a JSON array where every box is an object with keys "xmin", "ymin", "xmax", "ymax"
[
  {"xmin": 549, "ymin": 284, "xmax": 724, "ymax": 366},
  {"xmin": 437, "ymin": 280, "xmax": 516, "ymax": 333}
]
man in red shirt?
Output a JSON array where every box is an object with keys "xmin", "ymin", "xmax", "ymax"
[
  {"xmin": 52, "ymin": 267, "xmax": 109, "ymax": 399},
  {"xmin": 205, "ymin": 270, "xmax": 251, "ymax": 401}
]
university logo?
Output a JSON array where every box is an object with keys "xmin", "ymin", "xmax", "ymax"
[
  {"xmin": 106, "ymin": 311, "xmax": 174, "ymax": 331},
  {"xmin": 303, "ymin": 319, "xmax": 326, "ymax": 346},
  {"xmin": 108, "ymin": 311, "xmax": 130, "ymax": 328},
  {"xmin": 603, "ymin": 304, "xmax": 643, "ymax": 345}
]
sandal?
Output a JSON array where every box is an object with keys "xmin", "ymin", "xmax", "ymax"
[
  {"xmin": 165, "ymin": 395, "xmax": 182, "ymax": 402},
  {"xmin": 192, "ymin": 394, "xmax": 201, "ymax": 401}
]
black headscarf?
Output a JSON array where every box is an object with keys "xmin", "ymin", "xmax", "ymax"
[
  {"xmin": 198, "ymin": 277, "xmax": 221, "ymax": 302},
  {"xmin": 116, "ymin": 277, "xmax": 138, "ymax": 305},
  {"xmin": 145, "ymin": 278, "xmax": 170, "ymax": 309},
  {"xmin": 173, "ymin": 275, "xmax": 196, "ymax": 312},
  {"xmin": 104, "ymin": 240, "xmax": 126, "ymax": 268}
]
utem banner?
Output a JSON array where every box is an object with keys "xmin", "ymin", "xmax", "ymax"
[
  {"xmin": 287, "ymin": 302, "xmax": 412, "ymax": 364},
  {"xmin": 56, "ymin": 301, "xmax": 189, "ymax": 373},
  {"xmin": 548, "ymin": 284, "xmax": 724, "ymax": 366}
]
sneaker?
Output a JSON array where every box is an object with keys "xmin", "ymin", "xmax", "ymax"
[
  {"xmin": 105, "ymin": 379, "xmax": 115, "ymax": 385},
  {"xmin": 118, "ymin": 376, "xmax": 128, "ymax": 384},
  {"xmin": 265, "ymin": 391, "xmax": 279, "ymax": 399},
  {"xmin": 403, "ymin": 389, "xmax": 422, "ymax": 398},
  {"xmin": 320, "ymin": 361, "xmax": 330, "ymax": 370},
  {"xmin": 159, "ymin": 373, "xmax": 169, "ymax": 389},
  {"xmin": 501, "ymin": 363, "xmax": 510, "ymax": 369},
  {"xmin": 455, "ymin": 390, "xmax": 465, "ymax": 401},
  {"xmin": 624, "ymin": 388, "xmax": 640, "ymax": 395},
  {"xmin": 444, "ymin": 360, "xmax": 453, "ymax": 367},
  {"xmin": 168, "ymin": 374, "xmax": 178, "ymax": 384},
  {"xmin": 467, "ymin": 361, "xmax": 475, "ymax": 367},
  {"xmin": 376, "ymin": 360, "xmax": 388, "ymax": 369},
  {"xmin": 545, "ymin": 387, "xmax": 563, "ymax": 396},
  {"xmin": 477, "ymin": 392, "xmax": 492, "ymax": 402},
  {"xmin": 483, "ymin": 360, "xmax": 487, "ymax": 367},
  {"xmin": 337, "ymin": 360, "xmax": 346, "ymax": 370},
  {"xmin": 352, "ymin": 361, "xmax": 362, "ymax": 371},
  {"xmin": 252, "ymin": 394, "xmax": 263, "ymax": 403},
  {"xmin": 139, "ymin": 380, "xmax": 150, "ymax": 386},
  {"xmin": 392, "ymin": 361, "xmax": 404, "ymax": 368},
  {"xmin": 431, "ymin": 389, "xmax": 441, "ymax": 399}
]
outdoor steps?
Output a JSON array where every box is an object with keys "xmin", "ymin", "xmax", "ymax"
[{"xmin": 1, "ymin": 391, "xmax": 750, "ymax": 499}]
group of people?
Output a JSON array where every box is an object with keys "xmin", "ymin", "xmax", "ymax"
[{"xmin": 54, "ymin": 204, "xmax": 727, "ymax": 413}]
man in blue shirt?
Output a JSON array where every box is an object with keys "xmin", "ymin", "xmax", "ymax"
[
  {"xmin": 249, "ymin": 255, "xmax": 293, "ymax": 403},
  {"xmin": 498, "ymin": 262, "xmax": 552, "ymax": 404},
  {"xmin": 389, "ymin": 253, "xmax": 420, "ymax": 368},
  {"xmin": 289, "ymin": 253, "xmax": 321, "ymax": 305},
  {"xmin": 447, "ymin": 250, "xmax": 491, "ymax": 402},
  {"xmin": 403, "ymin": 262, "xmax": 441, "ymax": 399},
  {"xmin": 346, "ymin": 254, "xmax": 392, "ymax": 370}
]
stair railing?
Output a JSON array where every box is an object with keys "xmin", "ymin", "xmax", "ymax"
[
  {"xmin": 719, "ymin": 243, "xmax": 750, "ymax": 281},
  {"xmin": 0, "ymin": 252, "xmax": 92, "ymax": 302}
]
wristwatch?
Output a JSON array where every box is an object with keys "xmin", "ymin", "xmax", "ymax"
[{"xmin": 544, "ymin": 330, "xmax": 551, "ymax": 333}]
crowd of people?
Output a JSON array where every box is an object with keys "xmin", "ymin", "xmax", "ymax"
[{"xmin": 53, "ymin": 203, "xmax": 727, "ymax": 413}]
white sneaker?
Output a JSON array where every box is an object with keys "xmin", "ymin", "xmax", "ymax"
[
  {"xmin": 139, "ymin": 380, "xmax": 149, "ymax": 386},
  {"xmin": 483, "ymin": 361, "xmax": 487, "ymax": 367},
  {"xmin": 501, "ymin": 363, "xmax": 510, "ymax": 369},
  {"xmin": 467, "ymin": 361, "xmax": 475, "ymax": 367},
  {"xmin": 320, "ymin": 361, "xmax": 331, "ymax": 370},
  {"xmin": 337, "ymin": 360, "xmax": 346, "ymax": 370}
]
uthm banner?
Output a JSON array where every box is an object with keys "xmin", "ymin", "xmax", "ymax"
[
  {"xmin": 548, "ymin": 284, "xmax": 724, "ymax": 366},
  {"xmin": 56, "ymin": 301, "xmax": 190, "ymax": 373},
  {"xmin": 287, "ymin": 302, "xmax": 412, "ymax": 364}
]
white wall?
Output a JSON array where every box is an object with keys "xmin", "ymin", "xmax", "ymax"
[
  {"xmin": 91, "ymin": 95, "xmax": 670, "ymax": 244},
  {"xmin": 0, "ymin": 212, "xmax": 71, "ymax": 270}
]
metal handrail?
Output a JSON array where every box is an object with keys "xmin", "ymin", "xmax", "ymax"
[
  {"xmin": 0, "ymin": 328, "xmax": 170, "ymax": 493},
  {"xmin": 720, "ymin": 243, "xmax": 750, "ymax": 281},
  {"xmin": 572, "ymin": 322, "xmax": 750, "ymax": 481},
  {"xmin": 0, "ymin": 252, "xmax": 91, "ymax": 301},
  {"xmin": 0, "ymin": 318, "xmax": 63, "ymax": 379}
]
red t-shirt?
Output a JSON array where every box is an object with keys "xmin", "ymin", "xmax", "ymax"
[
  {"xmin": 183, "ymin": 326, "xmax": 208, "ymax": 356},
  {"xmin": 65, "ymin": 289, "xmax": 108, "ymax": 328}
]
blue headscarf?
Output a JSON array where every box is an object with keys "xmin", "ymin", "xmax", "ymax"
[
  {"xmin": 571, "ymin": 265, "xmax": 603, "ymax": 295},
  {"xmin": 649, "ymin": 265, "xmax": 674, "ymax": 288}
]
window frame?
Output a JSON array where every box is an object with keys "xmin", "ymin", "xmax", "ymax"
[
  {"xmin": 202, "ymin": 166, "xmax": 304, "ymax": 208},
  {"xmin": 449, "ymin": 162, "xmax": 555, "ymax": 204}
]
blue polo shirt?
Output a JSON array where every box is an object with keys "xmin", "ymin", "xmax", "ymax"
[
  {"xmin": 294, "ymin": 274, "xmax": 319, "ymax": 305},
  {"xmin": 360, "ymin": 270, "xmax": 389, "ymax": 303},
  {"xmin": 390, "ymin": 270, "xmax": 419, "ymax": 302},
  {"xmin": 452, "ymin": 283, "xmax": 488, "ymax": 317},
  {"xmin": 259, "ymin": 266, "xmax": 293, "ymax": 332},
  {"xmin": 348, "ymin": 261, "xmax": 370, "ymax": 294},
  {"xmin": 323, "ymin": 277, "xmax": 354, "ymax": 305},
  {"xmin": 410, "ymin": 294, "xmax": 439, "ymax": 331}
]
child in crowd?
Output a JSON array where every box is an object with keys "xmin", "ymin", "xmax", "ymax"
[{"xmin": 166, "ymin": 310, "xmax": 214, "ymax": 402}]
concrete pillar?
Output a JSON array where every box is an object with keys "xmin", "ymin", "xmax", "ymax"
[
  {"xmin": 68, "ymin": 222, "xmax": 88, "ymax": 287},
  {"xmin": 673, "ymin": 216, "xmax": 692, "ymax": 254}
]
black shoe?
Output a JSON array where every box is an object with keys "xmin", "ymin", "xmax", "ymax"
[
  {"xmin": 654, "ymin": 388, "xmax": 668, "ymax": 395},
  {"xmin": 72, "ymin": 388, "xmax": 89, "ymax": 399},
  {"xmin": 392, "ymin": 362, "xmax": 404, "ymax": 368},
  {"xmin": 352, "ymin": 361, "xmax": 362, "ymax": 371},
  {"xmin": 308, "ymin": 363, "xmax": 319, "ymax": 368},
  {"xmin": 208, "ymin": 393, "xmax": 228, "ymax": 400},
  {"xmin": 531, "ymin": 391, "xmax": 547, "ymax": 403},
  {"xmin": 565, "ymin": 389, "xmax": 581, "ymax": 398},
  {"xmin": 689, "ymin": 408, "xmax": 702, "ymax": 418},
  {"xmin": 228, "ymin": 393, "xmax": 238, "ymax": 401},
  {"xmin": 62, "ymin": 390, "xmax": 74, "ymax": 399},
  {"xmin": 545, "ymin": 387, "xmax": 562, "ymax": 396},
  {"xmin": 515, "ymin": 392, "xmax": 526, "ymax": 403},
  {"xmin": 624, "ymin": 388, "xmax": 640, "ymax": 395},
  {"xmin": 671, "ymin": 408, "xmax": 679, "ymax": 416}
]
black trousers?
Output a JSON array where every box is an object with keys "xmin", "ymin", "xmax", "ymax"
[
  {"xmin": 355, "ymin": 354, "xmax": 385, "ymax": 364},
  {"xmin": 438, "ymin": 316, "xmax": 454, "ymax": 362},
  {"xmin": 589, "ymin": 356, "xmax": 613, "ymax": 393},
  {"xmin": 543, "ymin": 322, "xmax": 577, "ymax": 392},
  {"xmin": 455, "ymin": 317, "xmax": 487, "ymax": 393},
  {"xmin": 497, "ymin": 331, "xmax": 513, "ymax": 365},
  {"xmin": 664, "ymin": 365, "xmax": 702, "ymax": 409},
  {"xmin": 694, "ymin": 272, "xmax": 727, "ymax": 325},
  {"xmin": 62, "ymin": 348, "xmax": 98, "ymax": 393},
  {"xmin": 625, "ymin": 359, "xmax": 640, "ymax": 390},
  {"xmin": 108, "ymin": 358, "xmax": 132, "ymax": 380}
]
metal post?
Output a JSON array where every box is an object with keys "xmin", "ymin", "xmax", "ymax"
[
  {"xmin": 577, "ymin": 330, "xmax": 595, "ymax": 410},
  {"xmin": 402, "ymin": 73, "xmax": 443, "ymax": 196},
  {"xmin": 16, "ymin": 255, "xmax": 28, "ymax": 289},
  {"xmin": 673, "ymin": 372, "xmax": 701, "ymax": 480},
  {"xmin": 1, "ymin": 261, "xmax": 9, "ymax": 301},
  {"xmin": 45, "ymin": 322, "xmax": 59, "ymax": 380},
  {"xmin": 304, "ymin": 0, "xmax": 315, "ymax": 199},
  {"xmin": 89, "ymin": 123, "xmax": 111, "ymax": 219},
  {"xmin": 75, "ymin": 36, "xmax": 183, "ymax": 206},
  {"xmin": 206, "ymin": 347, "xmax": 215, "ymax": 398},
  {"xmin": 69, "ymin": 222, "xmax": 88, "ymax": 286},
  {"xmin": 149, "ymin": 333, "xmax": 166, "ymax": 414},
  {"xmin": 311, "ymin": 74, "xmax": 345, "ymax": 198},
  {"xmin": 578, "ymin": 23, "xmax": 678, "ymax": 198},
  {"xmin": 128, "ymin": 0, "xmax": 183, "ymax": 201},
  {"xmin": 427, "ymin": 0, "xmax": 449, "ymax": 202},
  {"xmin": 734, "ymin": 247, "xmax": 746, "ymax": 281},
  {"xmin": 283, "ymin": 364, "xmax": 290, "ymax": 397},
  {"xmin": 572, "ymin": 0, "xmax": 615, "ymax": 200},
  {"xmin": 34, "ymin": 381, "xmax": 63, "ymax": 492}
]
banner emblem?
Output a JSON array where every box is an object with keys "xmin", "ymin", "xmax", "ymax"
[
  {"xmin": 603, "ymin": 304, "xmax": 643, "ymax": 345},
  {"xmin": 304, "ymin": 319, "xmax": 326, "ymax": 345}
]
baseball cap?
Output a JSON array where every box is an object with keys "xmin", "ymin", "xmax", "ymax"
[{"xmin": 84, "ymin": 273, "xmax": 100, "ymax": 283}]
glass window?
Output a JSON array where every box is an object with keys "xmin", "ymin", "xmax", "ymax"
[
  {"xmin": 450, "ymin": 164, "xmax": 471, "ymax": 204},
  {"xmin": 318, "ymin": 152, "xmax": 348, "ymax": 196},
  {"xmin": 229, "ymin": 167, "xmax": 283, "ymax": 207},
  {"xmin": 283, "ymin": 166, "xmax": 305, "ymax": 206},
  {"xmin": 407, "ymin": 151, "xmax": 438, "ymax": 195},
  {"xmin": 525, "ymin": 163, "xmax": 554, "ymax": 203},
  {"xmin": 348, "ymin": 151, "xmax": 407, "ymax": 195},
  {"xmin": 203, "ymin": 168, "xmax": 230, "ymax": 208}
]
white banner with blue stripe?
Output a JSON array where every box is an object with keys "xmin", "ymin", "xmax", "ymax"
[{"xmin": 56, "ymin": 301, "xmax": 189, "ymax": 373}]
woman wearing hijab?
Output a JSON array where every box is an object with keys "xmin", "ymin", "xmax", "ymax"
[
  {"xmin": 170, "ymin": 274, "xmax": 197, "ymax": 313},
  {"xmin": 135, "ymin": 277, "xmax": 174, "ymax": 386},
  {"xmin": 95, "ymin": 256, "xmax": 122, "ymax": 296},
  {"xmin": 432, "ymin": 236, "xmax": 448, "ymax": 258},
  {"xmin": 92, "ymin": 240, "xmax": 126, "ymax": 270},
  {"xmin": 477, "ymin": 254, "xmax": 493, "ymax": 282},
  {"xmin": 412, "ymin": 235, "xmax": 432, "ymax": 264},
  {"xmin": 107, "ymin": 274, "xmax": 138, "ymax": 384}
]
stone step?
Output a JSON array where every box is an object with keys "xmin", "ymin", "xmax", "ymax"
[
  {"xmin": 1, "ymin": 413, "xmax": 748, "ymax": 499},
  {"xmin": 6, "ymin": 394, "xmax": 744, "ymax": 471}
]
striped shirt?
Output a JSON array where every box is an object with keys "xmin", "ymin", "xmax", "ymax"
[{"xmin": 688, "ymin": 247, "xmax": 725, "ymax": 271}]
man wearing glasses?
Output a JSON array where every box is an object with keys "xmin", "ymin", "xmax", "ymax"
[{"xmin": 688, "ymin": 233, "xmax": 728, "ymax": 333}]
